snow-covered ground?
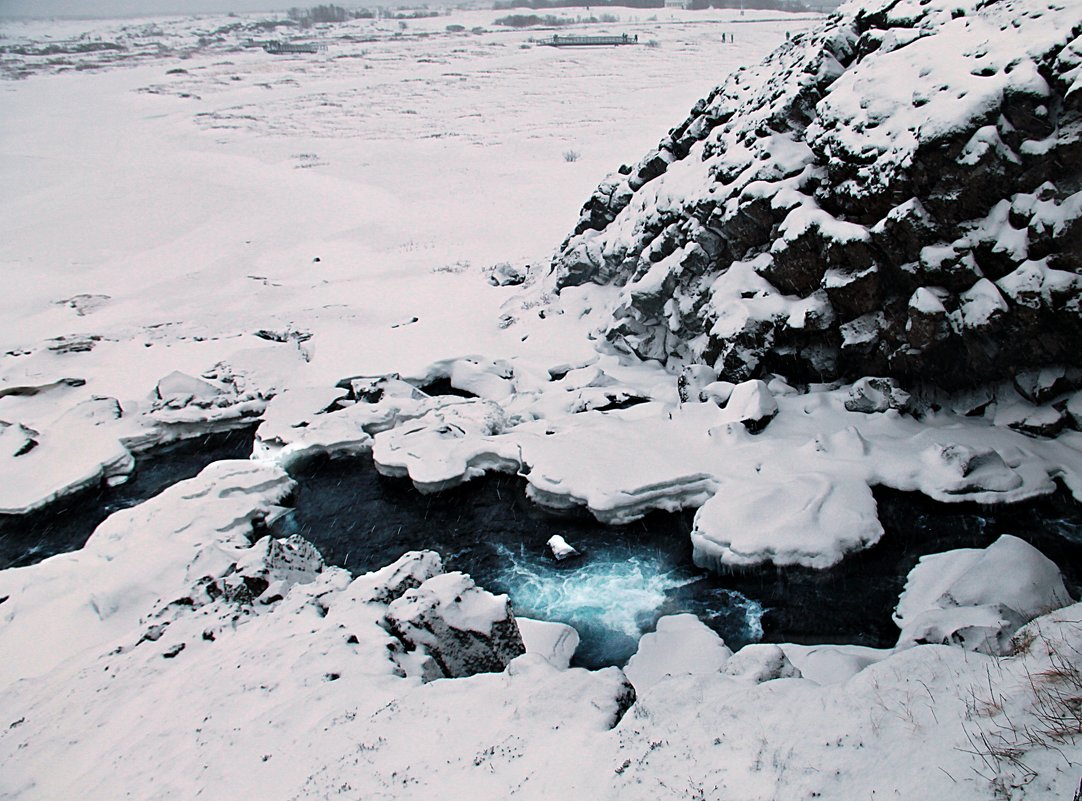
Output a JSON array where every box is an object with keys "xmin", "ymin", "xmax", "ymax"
[
  {"xmin": 0, "ymin": 4, "xmax": 810, "ymax": 514},
  {"xmin": 2, "ymin": 4, "xmax": 1081, "ymax": 799}
]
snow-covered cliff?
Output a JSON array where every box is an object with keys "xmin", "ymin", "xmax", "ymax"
[{"xmin": 553, "ymin": 0, "xmax": 1082, "ymax": 391}]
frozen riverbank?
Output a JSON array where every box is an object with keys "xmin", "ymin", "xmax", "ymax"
[{"xmin": 3, "ymin": 2, "xmax": 1082, "ymax": 798}]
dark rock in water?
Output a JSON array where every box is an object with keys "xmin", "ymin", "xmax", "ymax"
[{"xmin": 549, "ymin": 0, "xmax": 1082, "ymax": 393}]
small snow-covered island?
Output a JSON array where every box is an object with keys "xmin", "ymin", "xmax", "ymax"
[{"xmin": 2, "ymin": 0, "xmax": 1082, "ymax": 797}]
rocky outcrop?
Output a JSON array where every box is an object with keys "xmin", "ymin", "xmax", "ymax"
[
  {"xmin": 384, "ymin": 571, "xmax": 526, "ymax": 680},
  {"xmin": 550, "ymin": 0, "xmax": 1082, "ymax": 391}
]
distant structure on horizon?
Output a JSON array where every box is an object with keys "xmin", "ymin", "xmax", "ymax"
[
  {"xmin": 262, "ymin": 41, "xmax": 326, "ymax": 54},
  {"xmin": 664, "ymin": 0, "xmax": 691, "ymax": 9},
  {"xmin": 544, "ymin": 33, "xmax": 640, "ymax": 46}
]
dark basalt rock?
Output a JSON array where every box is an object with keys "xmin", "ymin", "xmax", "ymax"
[
  {"xmin": 384, "ymin": 571, "xmax": 526, "ymax": 680},
  {"xmin": 548, "ymin": 0, "xmax": 1082, "ymax": 395}
]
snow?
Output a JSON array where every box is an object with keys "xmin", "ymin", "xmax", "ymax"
[
  {"xmin": 516, "ymin": 617, "xmax": 580, "ymax": 669},
  {"xmin": 0, "ymin": 460, "xmax": 295, "ymax": 686},
  {"xmin": 2, "ymin": 3, "xmax": 1082, "ymax": 799},
  {"xmin": 894, "ymin": 534, "xmax": 1073, "ymax": 654},
  {"xmin": 6, "ymin": 459, "xmax": 1075, "ymax": 799},
  {"xmin": 0, "ymin": 396, "xmax": 135, "ymax": 514},
  {"xmin": 624, "ymin": 613, "xmax": 732, "ymax": 690},
  {"xmin": 546, "ymin": 534, "xmax": 580, "ymax": 561},
  {"xmin": 692, "ymin": 467, "xmax": 883, "ymax": 569}
]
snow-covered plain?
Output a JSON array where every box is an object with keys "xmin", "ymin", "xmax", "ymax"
[{"xmin": 2, "ymin": 3, "xmax": 1082, "ymax": 799}]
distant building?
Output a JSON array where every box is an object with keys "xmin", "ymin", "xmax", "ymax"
[{"xmin": 664, "ymin": 0, "xmax": 690, "ymax": 8}]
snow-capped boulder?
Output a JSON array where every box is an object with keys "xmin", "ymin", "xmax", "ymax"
[
  {"xmin": 448, "ymin": 357, "xmax": 515, "ymax": 401},
  {"xmin": 624, "ymin": 614, "xmax": 732, "ymax": 691},
  {"xmin": 895, "ymin": 535, "xmax": 1073, "ymax": 654},
  {"xmin": 677, "ymin": 364, "xmax": 718, "ymax": 403},
  {"xmin": 0, "ymin": 398, "xmax": 134, "ymax": 515},
  {"xmin": 844, "ymin": 376, "xmax": 910, "ymax": 414},
  {"xmin": 723, "ymin": 379, "xmax": 778, "ymax": 433},
  {"xmin": 486, "ymin": 262, "xmax": 526, "ymax": 287},
  {"xmin": 1012, "ymin": 366, "xmax": 1080, "ymax": 405},
  {"xmin": 549, "ymin": 0, "xmax": 1082, "ymax": 393},
  {"xmin": 219, "ymin": 534, "xmax": 324, "ymax": 604},
  {"xmin": 516, "ymin": 617, "xmax": 580, "ymax": 669},
  {"xmin": 780, "ymin": 643, "xmax": 890, "ymax": 685},
  {"xmin": 372, "ymin": 397, "xmax": 518, "ymax": 492},
  {"xmin": 155, "ymin": 370, "xmax": 224, "ymax": 402},
  {"xmin": 919, "ymin": 443, "xmax": 1023, "ymax": 495},
  {"xmin": 384, "ymin": 571, "xmax": 526, "ymax": 680},
  {"xmin": 352, "ymin": 550, "xmax": 445, "ymax": 606},
  {"xmin": 700, "ymin": 380, "xmax": 736, "ymax": 406},
  {"xmin": 692, "ymin": 471, "xmax": 882, "ymax": 569},
  {"xmin": 993, "ymin": 398, "xmax": 1070, "ymax": 438},
  {"xmin": 0, "ymin": 421, "xmax": 38, "ymax": 458},
  {"xmin": 254, "ymin": 386, "xmax": 349, "ymax": 445},
  {"xmin": 344, "ymin": 373, "xmax": 426, "ymax": 403},
  {"xmin": 1067, "ymin": 391, "xmax": 1082, "ymax": 430},
  {"xmin": 546, "ymin": 534, "xmax": 580, "ymax": 561},
  {"xmin": 722, "ymin": 643, "xmax": 802, "ymax": 683},
  {"xmin": 148, "ymin": 369, "xmax": 265, "ymax": 437}
]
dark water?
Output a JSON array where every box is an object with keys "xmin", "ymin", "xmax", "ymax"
[
  {"xmin": 6, "ymin": 435, "xmax": 1081, "ymax": 669},
  {"xmin": 714, "ymin": 487, "xmax": 1082, "ymax": 648},
  {"xmin": 270, "ymin": 454, "xmax": 760, "ymax": 668},
  {"xmin": 272, "ymin": 454, "xmax": 1082, "ymax": 668},
  {"xmin": 0, "ymin": 427, "xmax": 257, "ymax": 570}
]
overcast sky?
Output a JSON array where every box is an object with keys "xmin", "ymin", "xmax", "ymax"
[
  {"xmin": 0, "ymin": 0, "xmax": 274, "ymax": 17},
  {"xmin": 0, "ymin": 0, "xmax": 443, "ymax": 18}
]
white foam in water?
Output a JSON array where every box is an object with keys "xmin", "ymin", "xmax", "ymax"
[
  {"xmin": 494, "ymin": 544, "xmax": 763, "ymax": 665},
  {"xmin": 736, "ymin": 598, "xmax": 766, "ymax": 641},
  {"xmin": 498, "ymin": 546, "xmax": 687, "ymax": 637}
]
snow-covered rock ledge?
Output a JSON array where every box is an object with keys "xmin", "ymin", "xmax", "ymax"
[
  {"xmin": 0, "ymin": 368, "xmax": 266, "ymax": 516},
  {"xmin": 261, "ymin": 363, "xmax": 1082, "ymax": 568}
]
